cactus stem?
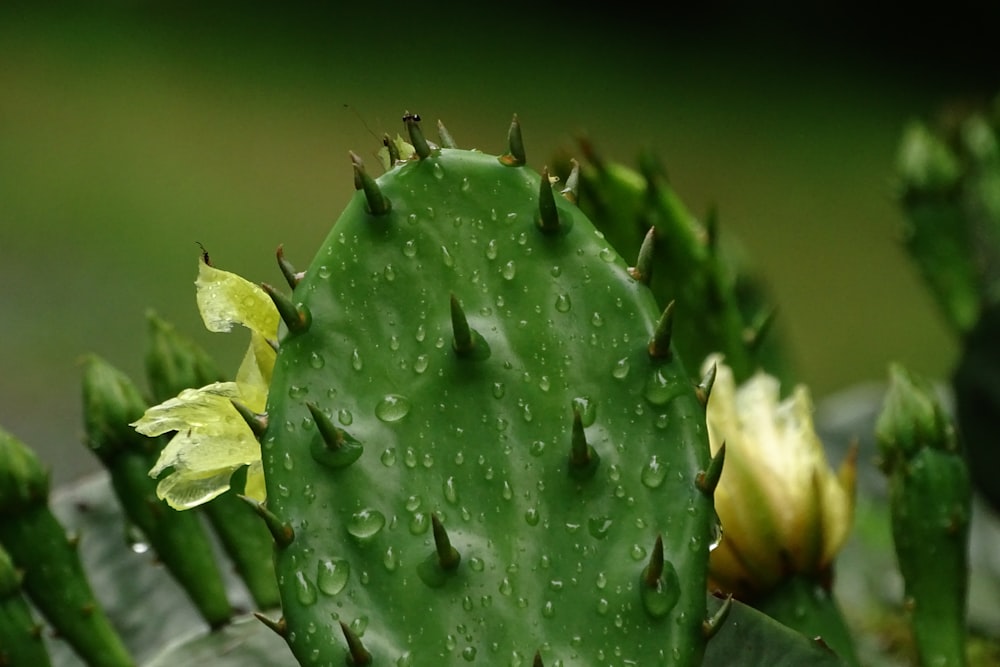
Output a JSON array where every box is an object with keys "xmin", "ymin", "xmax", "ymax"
[
  {"xmin": 340, "ymin": 620, "xmax": 373, "ymax": 665},
  {"xmin": 704, "ymin": 203, "xmax": 719, "ymax": 252},
  {"xmin": 253, "ymin": 611, "xmax": 287, "ymax": 637},
  {"xmin": 306, "ymin": 402, "xmax": 364, "ymax": 468},
  {"xmin": 648, "ymin": 300, "xmax": 676, "ymax": 360},
  {"xmin": 536, "ymin": 167, "xmax": 563, "ymax": 234},
  {"xmin": 403, "ymin": 112, "xmax": 433, "ymax": 159},
  {"xmin": 436, "ymin": 119, "xmax": 457, "ymax": 149},
  {"xmin": 696, "ymin": 362, "xmax": 717, "ymax": 408},
  {"xmin": 261, "ymin": 283, "xmax": 311, "ymax": 335},
  {"xmin": 642, "ymin": 535, "xmax": 666, "ymax": 588},
  {"xmin": 237, "ymin": 495, "xmax": 294, "ymax": 548},
  {"xmin": 743, "ymin": 306, "xmax": 777, "ymax": 352},
  {"xmin": 560, "ymin": 158, "xmax": 580, "ymax": 204},
  {"xmin": 533, "ymin": 650, "xmax": 544, "ymax": 667},
  {"xmin": 568, "ymin": 408, "xmax": 600, "ymax": 480},
  {"xmin": 703, "ymin": 594, "xmax": 733, "ymax": 639},
  {"xmin": 628, "ymin": 227, "xmax": 657, "ymax": 284},
  {"xmin": 230, "ymin": 399, "xmax": 268, "ymax": 438},
  {"xmin": 696, "ymin": 442, "xmax": 726, "ymax": 496},
  {"xmin": 276, "ymin": 244, "xmax": 303, "ymax": 289},
  {"xmin": 382, "ymin": 133, "xmax": 400, "ymax": 167},
  {"xmin": 450, "ymin": 294, "xmax": 490, "ymax": 360},
  {"xmin": 431, "ymin": 513, "xmax": 461, "ymax": 570},
  {"xmin": 350, "ymin": 151, "xmax": 392, "ymax": 215},
  {"xmin": 500, "ymin": 113, "xmax": 525, "ymax": 166}
]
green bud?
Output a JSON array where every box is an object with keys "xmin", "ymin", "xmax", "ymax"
[
  {"xmin": 145, "ymin": 310, "xmax": 224, "ymax": 403},
  {"xmin": 82, "ymin": 355, "xmax": 154, "ymax": 461},
  {"xmin": 875, "ymin": 362, "xmax": 958, "ymax": 470},
  {"xmin": 0, "ymin": 427, "xmax": 49, "ymax": 515},
  {"xmin": 897, "ymin": 121, "xmax": 962, "ymax": 195}
]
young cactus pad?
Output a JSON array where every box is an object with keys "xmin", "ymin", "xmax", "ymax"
[{"xmin": 256, "ymin": 117, "xmax": 717, "ymax": 666}]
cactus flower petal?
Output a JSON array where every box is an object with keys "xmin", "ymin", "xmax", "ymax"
[
  {"xmin": 703, "ymin": 354, "xmax": 854, "ymax": 598},
  {"xmin": 132, "ymin": 259, "xmax": 277, "ymax": 510}
]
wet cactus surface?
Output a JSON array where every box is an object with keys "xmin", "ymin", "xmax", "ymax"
[{"xmin": 259, "ymin": 119, "xmax": 717, "ymax": 665}]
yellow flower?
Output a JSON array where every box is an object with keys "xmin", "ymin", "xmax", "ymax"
[
  {"xmin": 132, "ymin": 258, "xmax": 278, "ymax": 510},
  {"xmin": 703, "ymin": 354, "xmax": 856, "ymax": 599}
]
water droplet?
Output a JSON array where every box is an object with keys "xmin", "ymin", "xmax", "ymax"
[
  {"xmin": 529, "ymin": 440, "xmax": 546, "ymax": 457},
  {"xmin": 538, "ymin": 376, "xmax": 551, "ymax": 392},
  {"xmin": 380, "ymin": 448, "xmax": 397, "ymax": 467},
  {"xmin": 596, "ymin": 598, "xmax": 609, "ymax": 615},
  {"xmin": 492, "ymin": 382, "xmax": 506, "ymax": 399},
  {"xmin": 338, "ymin": 409, "xmax": 353, "ymax": 425},
  {"xmin": 409, "ymin": 512, "xmax": 429, "ymax": 535},
  {"xmin": 403, "ymin": 239, "xmax": 417, "ymax": 258},
  {"xmin": 351, "ymin": 348, "xmax": 363, "ymax": 371},
  {"xmin": 591, "ymin": 312, "xmax": 604, "ymax": 327},
  {"xmin": 288, "ymin": 384, "xmax": 308, "ymax": 399},
  {"xmin": 641, "ymin": 559, "xmax": 681, "ymax": 619},
  {"xmin": 542, "ymin": 601, "xmax": 555, "ymax": 618},
  {"xmin": 317, "ymin": 558, "xmax": 350, "ymax": 595},
  {"xmin": 630, "ymin": 544, "xmax": 647, "ymax": 561},
  {"xmin": 501, "ymin": 480, "xmax": 513, "ymax": 500},
  {"xmin": 294, "ymin": 570, "xmax": 318, "ymax": 605},
  {"xmin": 525, "ymin": 507, "xmax": 540, "ymax": 526},
  {"xmin": 641, "ymin": 455, "xmax": 667, "ymax": 489},
  {"xmin": 347, "ymin": 508, "xmax": 386, "ymax": 540},
  {"xmin": 596, "ymin": 572, "xmax": 607, "ymax": 589},
  {"xmin": 383, "ymin": 546, "xmax": 399, "ymax": 572},
  {"xmin": 612, "ymin": 358, "xmax": 631, "ymax": 379},
  {"xmin": 443, "ymin": 476, "xmax": 460, "ymax": 505},
  {"xmin": 469, "ymin": 556, "xmax": 485, "ymax": 572},
  {"xmin": 644, "ymin": 366, "xmax": 680, "ymax": 406},
  {"xmin": 571, "ymin": 396, "xmax": 597, "ymax": 426},
  {"xmin": 462, "ymin": 646, "xmax": 477, "ymax": 662},
  {"xmin": 415, "ymin": 324, "xmax": 426, "ymax": 342},
  {"xmin": 499, "ymin": 577, "xmax": 513, "ymax": 596},
  {"xmin": 599, "ymin": 247, "xmax": 616, "ymax": 262},
  {"xmin": 376, "ymin": 394, "xmax": 411, "ymax": 422},
  {"xmin": 317, "ymin": 265, "xmax": 332, "ymax": 279},
  {"xmin": 555, "ymin": 293, "xmax": 572, "ymax": 313},
  {"xmin": 522, "ymin": 404, "xmax": 533, "ymax": 422},
  {"xmin": 384, "ymin": 264, "xmax": 396, "ymax": 281},
  {"xmin": 709, "ymin": 511, "xmax": 724, "ymax": 552},
  {"xmin": 501, "ymin": 260, "xmax": 516, "ymax": 280},
  {"xmin": 550, "ymin": 265, "xmax": 562, "ymax": 277},
  {"xmin": 282, "ymin": 451, "xmax": 294, "ymax": 471},
  {"xmin": 309, "ymin": 352, "xmax": 325, "ymax": 369},
  {"xmin": 588, "ymin": 516, "xmax": 613, "ymax": 540},
  {"xmin": 441, "ymin": 245, "xmax": 455, "ymax": 267},
  {"xmin": 404, "ymin": 447, "xmax": 417, "ymax": 468},
  {"xmin": 414, "ymin": 354, "xmax": 429, "ymax": 374},
  {"xmin": 407, "ymin": 213, "xmax": 418, "ymax": 226}
]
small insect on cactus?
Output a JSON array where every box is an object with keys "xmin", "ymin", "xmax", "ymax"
[{"xmin": 137, "ymin": 114, "xmax": 724, "ymax": 666}]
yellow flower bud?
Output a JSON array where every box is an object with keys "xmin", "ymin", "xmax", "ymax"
[{"xmin": 703, "ymin": 354, "xmax": 856, "ymax": 599}]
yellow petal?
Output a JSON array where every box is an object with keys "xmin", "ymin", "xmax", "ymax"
[
  {"xmin": 195, "ymin": 257, "xmax": 279, "ymax": 341},
  {"xmin": 132, "ymin": 382, "xmax": 241, "ymax": 439},
  {"xmin": 156, "ymin": 468, "xmax": 237, "ymax": 510},
  {"xmin": 243, "ymin": 459, "xmax": 267, "ymax": 503}
]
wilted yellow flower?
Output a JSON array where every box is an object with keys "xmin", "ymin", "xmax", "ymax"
[
  {"xmin": 703, "ymin": 354, "xmax": 856, "ymax": 599},
  {"xmin": 132, "ymin": 258, "xmax": 278, "ymax": 510}
]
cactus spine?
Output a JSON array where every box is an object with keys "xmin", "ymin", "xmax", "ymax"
[{"xmin": 254, "ymin": 116, "xmax": 716, "ymax": 665}]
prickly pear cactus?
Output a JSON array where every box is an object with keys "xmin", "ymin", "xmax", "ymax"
[{"xmin": 256, "ymin": 116, "xmax": 719, "ymax": 665}]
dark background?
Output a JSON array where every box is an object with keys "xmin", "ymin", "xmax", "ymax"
[{"xmin": 2, "ymin": 0, "xmax": 998, "ymax": 485}]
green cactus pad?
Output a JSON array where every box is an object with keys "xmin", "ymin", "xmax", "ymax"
[{"xmin": 259, "ymin": 118, "xmax": 715, "ymax": 666}]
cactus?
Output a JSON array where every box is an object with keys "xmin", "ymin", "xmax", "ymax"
[
  {"xmin": 876, "ymin": 363, "xmax": 971, "ymax": 667},
  {"xmin": 0, "ymin": 543, "xmax": 51, "ymax": 667},
  {"xmin": 248, "ymin": 115, "xmax": 719, "ymax": 666}
]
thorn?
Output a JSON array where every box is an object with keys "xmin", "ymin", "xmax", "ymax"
[
  {"xmin": 276, "ymin": 245, "xmax": 303, "ymax": 289},
  {"xmin": 536, "ymin": 166, "xmax": 563, "ymax": 234},
  {"xmin": 648, "ymin": 301, "xmax": 675, "ymax": 360},
  {"xmin": 231, "ymin": 399, "xmax": 268, "ymax": 438},
  {"xmin": 403, "ymin": 111, "xmax": 433, "ymax": 159},
  {"xmin": 696, "ymin": 442, "xmax": 726, "ymax": 496},
  {"xmin": 340, "ymin": 620, "xmax": 373, "ymax": 665},
  {"xmin": 499, "ymin": 113, "xmax": 525, "ymax": 166},
  {"xmin": 238, "ymin": 495, "xmax": 294, "ymax": 548},
  {"xmin": 436, "ymin": 119, "xmax": 457, "ymax": 149},
  {"xmin": 382, "ymin": 133, "xmax": 400, "ymax": 166},
  {"xmin": 704, "ymin": 203, "xmax": 719, "ymax": 251},
  {"xmin": 568, "ymin": 408, "xmax": 599, "ymax": 480},
  {"xmin": 265, "ymin": 337, "xmax": 280, "ymax": 355},
  {"xmin": 431, "ymin": 513, "xmax": 461, "ymax": 570},
  {"xmin": 628, "ymin": 227, "xmax": 656, "ymax": 284},
  {"xmin": 643, "ymin": 535, "xmax": 665, "ymax": 588},
  {"xmin": 261, "ymin": 283, "xmax": 311, "ymax": 334},
  {"xmin": 702, "ymin": 593, "xmax": 733, "ymax": 639},
  {"xmin": 696, "ymin": 362, "xmax": 717, "ymax": 407},
  {"xmin": 533, "ymin": 650, "xmax": 544, "ymax": 667},
  {"xmin": 450, "ymin": 294, "xmax": 490, "ymax": 360},
  {"xmin": 253, "ymin": 612, "xmax": 287, "ymax": 637},
  {"xmin": 306, "ymin": 402, "xmax": 363, "ymax": 468},
  {"xmin": 743, "ymin": 306, "xmax": 777, "ymax": 352},
  {"xmin": 560, "ymin": 158, "xmax": 580, "ymax": 204},
  {"xmin": 350, "ymin": 151, "xmax": 391, "ymax": 215}
]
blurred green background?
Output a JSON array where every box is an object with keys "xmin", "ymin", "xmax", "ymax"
[{"xmin": 2, "ymin": 1, "xmax": 997, "ymax": 486}]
